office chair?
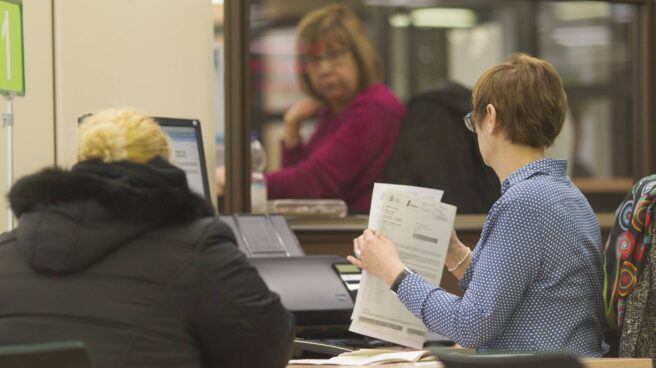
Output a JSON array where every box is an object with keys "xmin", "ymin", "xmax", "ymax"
[
  {"xmin": 430, "ymin": 348, "xmax": 584, "ymax": 368},
  {"xmin": 0, "ymin": 341, "xmax": 93, "ymax": 368}
]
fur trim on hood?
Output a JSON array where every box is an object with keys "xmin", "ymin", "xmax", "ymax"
[{"xmin": 8, "ymin": 157, "xmax": 213, "ymax": 224}]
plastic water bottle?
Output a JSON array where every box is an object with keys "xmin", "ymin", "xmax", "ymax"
[
  {"xmin": 215, "ymin": 134, "xmax": 225, "ymax": 166},
  {"xmin": 250, "ymin": 131, "xmax": 268, "ymax": 213}
]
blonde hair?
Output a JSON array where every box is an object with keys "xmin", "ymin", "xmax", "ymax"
[
  {"xmin": 472, "ymin": 53, "xmax": 567, "ymax": 148},
  {"xmin": 78, "ymin": 108, "xmax": 170, "ymax": 163},
  {"xmin": 296, "ymin": 4, "xmax": 383, "ymax": 100}
]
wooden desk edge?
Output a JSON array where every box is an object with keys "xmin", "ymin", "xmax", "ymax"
[
  {"xmin": 289, "ymin": 213, "xmax": 616, "ymax": 232},
  {"xmin": 288, "ymin": 357, "xmax": 651, "ymax": 368}
]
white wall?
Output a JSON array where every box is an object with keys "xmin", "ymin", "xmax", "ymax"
[
  {"xmin": 0, "ymin": 0, "xmax": 216, "ymax": 232},
  {"xmin": 0, "ymin": 0, "xmax": 55, "ymax": 231},
  {"xmin": 53, "ymin": 0, "xmax": 215, "ymax": 168}
]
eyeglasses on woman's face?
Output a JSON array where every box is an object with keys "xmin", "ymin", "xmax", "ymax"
[
  {"xmin": 77, "ymin": 113, "xmax": 92, "ymax": 125},
  {"xmin": 301, "ymin": 48, "xmax": 350, "ymax": 70},
  {"xmin": 463, "ymin": 112, "xmax": 476, "ymax": 133}
]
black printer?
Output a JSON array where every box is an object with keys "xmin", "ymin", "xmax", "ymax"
[
  {"xmin": 249, "ymin": 255, "xmax": 359, "ymax": 331},
  {"xmin": 219, "ymin": 215, "xmax": 360, "ymax": 333}
]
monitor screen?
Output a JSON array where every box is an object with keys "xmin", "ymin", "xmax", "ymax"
[{"xmin": 155, "ymin": 117, "xmax": 210, "ymax": 202}]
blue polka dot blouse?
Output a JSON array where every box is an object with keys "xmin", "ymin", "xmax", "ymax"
[{"xmin": 397, "ymin": 159, "xmax": 606, "ymax": 356}]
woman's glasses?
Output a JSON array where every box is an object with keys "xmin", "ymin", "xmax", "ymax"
[
  {"xmin": 463, "ymin": 112, "xmax": 476, "ymax": 133},
  {"xmin": 77, "ymin": 113, "xmax": 92, "ymax": 125},
  {"xmin": 300, "ymin": 48, "xmax": 350, "ymax": 70}
]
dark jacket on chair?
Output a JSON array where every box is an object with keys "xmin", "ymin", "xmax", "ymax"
[
  {"xmin": 386, "ymin": 80, "xmax": 500, "ymax": 213},
  {"xmin": 0, "ymin": 157, "xmax": 295, "ymax": 368}
]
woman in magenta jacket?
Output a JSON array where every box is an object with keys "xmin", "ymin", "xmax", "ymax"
[{"xmin": 265, "ymin": 4, "xmax": 405, "ymax": 212}]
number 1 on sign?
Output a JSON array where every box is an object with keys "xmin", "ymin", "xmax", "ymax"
[{"xmin": 1, "ymin": 10, "xmax": 10, "ymax": 81}]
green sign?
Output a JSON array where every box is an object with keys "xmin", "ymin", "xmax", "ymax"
[{"xmin": 0, "ymin": 0, "xmax": 23, "ymax": 96}]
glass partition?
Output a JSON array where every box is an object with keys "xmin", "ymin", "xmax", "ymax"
[{"xmin": 218, "ymin": 0, "xmax": 652, "ymax": 214}]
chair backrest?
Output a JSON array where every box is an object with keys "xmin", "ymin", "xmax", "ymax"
[
  {"xmin": 431, "ymin": 348, "xmax": 584, "ymax": 368},
  {"xmin": 0, "ymin": 341, "xmax": 93, "ymax": 368}
]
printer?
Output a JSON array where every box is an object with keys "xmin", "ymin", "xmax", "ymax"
[
  {"xmin": 219, "ymin": 214, "xmax": 452, "ymax": 348},
  {"xmin": 249, "ymin": 255, "xmax": 359, "ymax": 332},
  {"xmin": 220, "ymin": 215, "xmax": 360, "ymax": 335}
]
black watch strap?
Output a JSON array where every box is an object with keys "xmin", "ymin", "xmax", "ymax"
[{"xmin": 390, "ymin": 267, "xmax": 413, "ymax": 294}]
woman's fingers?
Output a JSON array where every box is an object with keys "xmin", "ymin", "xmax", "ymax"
[
  {"xmin": 352, "ymin": 229, "xmax": 380, "ymax": 266},
  {"xmin": 353, "ymin": 236, "xmax": 366, "ymax": 258},
  {"xmin": 357, "ymin": 235, "xmax": 366, "ymax": 252},
  {"xmin": 347, "ymin": 255, "xmax": 364, "ymax": 269},
  {"xmin": 363, "ymin": 229, "xmax": 376, "ymax": 241}
]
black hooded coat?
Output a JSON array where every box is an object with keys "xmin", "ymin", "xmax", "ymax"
[
  {"xmin": 386, "ymin": 81, "xmax": 500, "ymax": 213},
  {"xmin": 0, "ymin": 157, "xmax": 295, "ymax": 368}
]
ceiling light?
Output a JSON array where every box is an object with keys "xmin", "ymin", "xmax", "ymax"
[
  {"xmin": 554, "ymin": 3, "xmax": 610, "ymax": 21},
  {"xmin": 388, "ymin": 14, "xmax": 411, "ymax": 28},
  {"xmin": 411, "ymin": 8, "xmax": 476, "ymax": 28}
]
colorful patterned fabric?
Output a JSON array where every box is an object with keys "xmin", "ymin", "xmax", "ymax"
[
  {"xmin": 619, "ymin": 231, "xmax": 656, "ymax": 359},
  {"xmin": 604, "ymin": 174, "xmax": 656, "ymax": 331}
]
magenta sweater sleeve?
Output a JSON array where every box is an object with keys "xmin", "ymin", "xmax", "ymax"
[
  {"xmin": 265, "ymin": 90, "xmax": 404, "ymax": 202},
  {"xmin": 280, "ymin": 141, "xmax": 307, "ymax": 168}
]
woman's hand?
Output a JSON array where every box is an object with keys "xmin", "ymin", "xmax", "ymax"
[
  {"xmin": 347, "ymin": 229, "xmax": 406, "ymax": 287},
  {"xmin": 282, "ymin": 98, "xmax": 322, "ymax": 149},
  {"xmin": 215, "ymin": 166, "xmax": 225, "ymax": 196}
]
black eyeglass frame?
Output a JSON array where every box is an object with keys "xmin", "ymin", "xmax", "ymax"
[
  {"xmin": 463, "ymin": 112, "xmax": 476, "ymax": 133},
  {"xmin": 299, "ymin": 48, "xmax": 351, "ymax": 68},
  {"xmin": 77, "ymin": 113, "xmax": 92, "ymax": 125}
]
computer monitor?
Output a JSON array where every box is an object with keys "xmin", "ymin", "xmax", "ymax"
[
  {"xmin": 76, "ymin": 114, "xmax": 211, "ymax": 202},
  {"xmin": 155, "ymin": 117, "xmax": 211, "ymax": 202}
]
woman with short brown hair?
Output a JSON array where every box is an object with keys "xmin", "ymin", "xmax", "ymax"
[
  {"xmin": 471, "ymin": 53, "xmax": 567, "ymax": 148},
  {"xmin": 350, "ymin": 53, "xmax": 606, "ymax": 356}
]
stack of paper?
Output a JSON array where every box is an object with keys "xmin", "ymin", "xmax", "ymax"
[
  {"xmin": 288, "ymin": 348, "xmax": 435, "ymax": 366},
  {"xmin": 349, "ymin": 183, "xmax": 457, "ymax": 349}
]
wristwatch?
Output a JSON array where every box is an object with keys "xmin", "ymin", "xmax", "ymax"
[{"xmin": 390, "ymin": 267, "xmax": 414, "ymax": 295}]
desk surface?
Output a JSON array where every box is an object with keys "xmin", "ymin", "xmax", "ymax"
[
  {"xmin": 287, "ymin": 213, "xmax": 616, "ymax": 232},
  {"xmin": 288, "ymin": 357, "xmax": 651, "ymax": 368}
]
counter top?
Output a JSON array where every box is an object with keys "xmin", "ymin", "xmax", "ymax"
[{"xmin": 288, "ymin": 213, "xmax": 616, "ymax": 232}]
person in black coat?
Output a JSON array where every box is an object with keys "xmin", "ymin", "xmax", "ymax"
[
  {"xmin": 0, "ymin": 108, "xmax": 295, "ymax": 368},
  {"xmin": 385, "ymin": 80, "xmax": 500, "ymax": 214}
]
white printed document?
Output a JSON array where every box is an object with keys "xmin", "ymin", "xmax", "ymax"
[
  {"xmin": 367, "ymin": 183, "xmax": 444, "ymax": 230},
  {"xmin": 350, "ymin": 184, "xmax": 444, "ymax": 321},
  {"xmin": 349, "ymin": 184, "xmax": 456, "ymax": 349}
]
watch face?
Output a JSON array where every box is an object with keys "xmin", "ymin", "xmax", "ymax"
[{"xmin": 391, "ymin": 269, "xmax": 411, "ymax": 294}]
